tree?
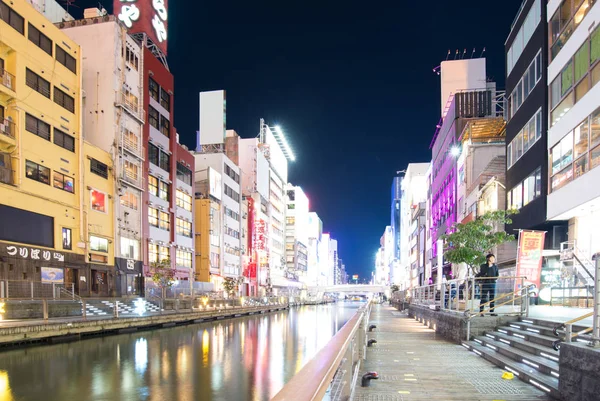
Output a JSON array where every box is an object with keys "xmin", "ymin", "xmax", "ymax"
[
  {"xmin": 150, "ymin": 259, "xmax": 175, "ymax": 298},
  {"xmin": 223, "ymin": 277, "xmax": 243, "ymax": 298},
  {"xmin": 442, "ymin": 210, "xmax": 516, "ymax": 276},
  {"xmin": 390, "ymin": 284, "xmax": 400, "ymax": 293}
]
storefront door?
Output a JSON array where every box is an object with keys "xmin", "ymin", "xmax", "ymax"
[
  {"xmin": 126, "ymin": 274, "xmax": 140, "ymax": 296},
  {"xmin": 64, "ymin": 268, "xmax": 79, "ymax": 295},
  {"xmin": 91, "ymin": 270, "xmax": 108, "ymax": 296}
]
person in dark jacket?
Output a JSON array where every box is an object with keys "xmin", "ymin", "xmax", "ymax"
[{"xmin": 476, "ymin": 253, "xmax": 499, "ymax": 315}]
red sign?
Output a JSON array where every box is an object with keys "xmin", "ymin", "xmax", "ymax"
[
  {"xmin": 516, "ymin": 230, "xmax": 546, "ymax": 291},
  {"xmin": 114, "ymin": 0, "xmax": 169, "ymax": 55}
]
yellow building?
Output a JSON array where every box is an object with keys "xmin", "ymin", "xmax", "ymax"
[
  {"xmin": 0, "ymin": 0, "xmax": 114, "ymax": 296},
  {"xmin": 194, "ymin": 198, "xmax": 222, "ymax": 290}
]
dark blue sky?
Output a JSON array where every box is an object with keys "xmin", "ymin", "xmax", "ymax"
[{"xmin": 83, "ymin": 0, "xmax": 521, "ymax": 279}]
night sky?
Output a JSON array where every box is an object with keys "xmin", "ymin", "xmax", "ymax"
[{"xmin": 79, "ymin": 0, "xmax": 521, "ymax": 279}]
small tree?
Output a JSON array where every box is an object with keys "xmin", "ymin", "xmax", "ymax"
[
  {"xmin": 390, "ymin": 284, "xmax": 400, "ymax": 293},
  {"xmin": 151, "ymin": 259, "xmax": 175, "ymax": 299},
  {"xmin": 442, "ymin": 210, "xmax": 516, "ymax": 276},
  {"xmin": 223, "ymin": 277, "xmax": 242, "ymax": 298}
]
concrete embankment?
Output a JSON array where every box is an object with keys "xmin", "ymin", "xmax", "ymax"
[{"xmin": 0, "ymin": 304, "xmax": 288, "ymax": 348}]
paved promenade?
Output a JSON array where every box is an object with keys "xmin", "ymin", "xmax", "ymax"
[{"xmin": 353, "ymin": 305, "xmax": 550, "ymax": 401}]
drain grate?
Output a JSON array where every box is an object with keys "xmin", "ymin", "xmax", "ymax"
[
  {"xmin": 377, "ymin": 375, "xmax": 402, "ymax": 382},
  {"xmin": 466, "ymin": 380, "xmax": 524, "ymax": 395},
  {"xmin": 367, "ymin": 348, "xmax": 392, "ymax": 353}
]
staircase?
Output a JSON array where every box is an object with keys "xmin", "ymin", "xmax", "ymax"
[
  {"xmin": 560, "ymin": 242, "xmax": 596, "ymax": 287},
  {"xmin": 461, "ymin": 317, "xmax": 593, "ymax": 399},
  {"xmin": 83, "ymin": 298, "xmax": 161, "ymax": 317}
]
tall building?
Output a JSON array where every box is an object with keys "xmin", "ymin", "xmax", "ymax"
[
  {"xmin": 306, "ymin": 212, "xmax": 323, "ymax": 287},
  {"xmin": 0, "ymin": 0, "xmax": 117, "ymax": 296},
  {"xmin": 430, "ymin": 57, "xmax": 504, "ymax": 281},
  {"xmin": 544, "ymin": 0, "xmax": 600, "ymax": 284},
  {"xmin": 390, "ymin": 176, "xmax": 402, "ymax": 282},
  {"xmin": 285, "ymin": 184, "xmax": 309, "ymax": 284}
]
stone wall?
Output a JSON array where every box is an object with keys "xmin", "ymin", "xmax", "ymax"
[
  {"xmin": 559, "ymin": 343, "xmax": 600, "ymax": 401},
  {"xmin": 4, "ymin": 301, "xmax": 81, "ymax": 319},
  {"xmin": 408, "ymin": 304, "xmax": 518, "ymax": 343}
]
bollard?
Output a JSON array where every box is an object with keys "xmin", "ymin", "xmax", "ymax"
[
  {"xmin": 361, "ymin": 372, "xmax": 379, "ymax": 387},
  {"xmin": 114, "ymin": 300, "xmax": 119, "ymax": 318},
  {"xmin": 368, "ymin": 324, "xmax": 377, "ymax": 332},
  {"xmin": 82, "ymin": 299, "xmax": 87, "ymax": 321},
  {"xmin": 42, "ymin": 299, "xmax": 48, "ymax": 321},
  {"xmin": 367, "ymin": 339, "xmax": 377, "ymax": 347}
]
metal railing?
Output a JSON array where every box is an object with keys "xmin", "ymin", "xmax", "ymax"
[
  {"xmin": 115, "ymin": 91, "xmax": 145, "ymax": 121},
  {"xmin": 0, "ymin": 164, "xmax": 13, "ymax": 185},
  {"xmin": 550, "ymin": 286, "xmax": 594, "ymax": 307},
  {"xmin": 552, "ymin": 311, "xmax": 595, "ymax": 350},
  {"xmin": 0, "ymin": 118, "xmax": 15, "ymax": 139},
  {"xmin": 271, "ymin": 302, "xmax": 371, "ymax": 401},
  {"xmin": 0, "ymin": 69, "xmax": 15, "ymax": 91},
  {"xmin": 0, "ymin": 280, "xmax": 74, "ymax": 300}
]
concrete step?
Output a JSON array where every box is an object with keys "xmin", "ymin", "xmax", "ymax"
[
  {"xmin": 461, "ymin": 341, "xmax": 559, "ymax": 399},
  {"xmin": 473, "ymin": 335, "xmax": 559, "ymax": 375},
  {"xmin": 519, "ymin": 316, "xmax": 589, "ymax": 333},
  {"xmin": 487, "ymin": 331, "xmax": 560, "ymax": 363},
  {"xmin": 498, "ymin": 325, "xmax": 558, "ymax": 349}
]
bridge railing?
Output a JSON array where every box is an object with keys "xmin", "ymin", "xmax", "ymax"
[{"xmin": 271, "ymin": 302, "xmax": 372, "ymax": 401}]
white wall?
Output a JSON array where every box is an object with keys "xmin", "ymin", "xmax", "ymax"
[
  {"xmin": 440, "ymin": 58, "xmax": 487, "ymax": 116},
  {"xmin": 198, "ymin": 90, "xmax": 226, "ymax": 147}
]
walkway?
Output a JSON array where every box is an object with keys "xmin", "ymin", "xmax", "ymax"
[{"xmin": 353, "ymin": 305, "xmax": 550, "ymax": 401}]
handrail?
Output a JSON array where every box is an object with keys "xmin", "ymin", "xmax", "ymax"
[
  {"xmin": 552, "ymin": 311, "xmax": 595, "ymax": 350},
  {"xmin": 467, "ymin": 283, "xmax": 535, "ymax": 318},
  {"xmin": 271, "ymin": 304, "xmax": 370, "ymax": 401}
]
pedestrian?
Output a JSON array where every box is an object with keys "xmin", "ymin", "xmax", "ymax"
[{"xmin": 476, "ymin": 253, "xmax": 499, "ymax": 316}]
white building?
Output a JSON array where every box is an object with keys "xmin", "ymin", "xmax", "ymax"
[
  {"xmin": 319, "ymin": 233, "xmax": 332, "ymax": 286},
  {"xmin": 546, "ymin": 0, "xmax": 600, "ymax": 270},
  {"xmin": 61, "ymin": 16, "xmax": 145, "ymax": 295},
  {"xmin": 285, "ymin": 184, "xmax": 309, "ymax": 283},
  {"xmin": 307, "ymin": 212, "xmax": 323, "ymax": 287}
]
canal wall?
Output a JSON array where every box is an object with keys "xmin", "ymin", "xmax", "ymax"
[{"xmin": 0, "ymin": 304, "xmax": 289, "ymax": 348}]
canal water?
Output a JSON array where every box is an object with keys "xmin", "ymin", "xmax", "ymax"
[{"xmin": 0, "ymin": 302, "xmax": 360, "ymax": 401}]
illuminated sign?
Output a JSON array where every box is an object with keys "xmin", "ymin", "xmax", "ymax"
[
  {"xmin": 352, "ymin": 275, "xmax": 359, "ymax": 280},
  {"xmin": 114, "ymin": 0, "xmax": 169, "ymax": 55}
]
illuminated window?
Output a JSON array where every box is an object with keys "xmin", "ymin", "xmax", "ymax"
[
  {"xmin": 176, "ymin": 190, "xmax": 192, "ymax": 211},
  {"xmin": 25, "ymin": 160, "xmax": 49, "ymax": 185},
  {"xmin": 176, "ymin": 218, "xmax": 192, "ymax": 237},
  {"xmin": 53, "ymin": 171, "xmax": 74, "ymax": 193},
  {"xmin": 176, "ymin": 162, "xmax": 192, "ymax": 185},
  {"xmin": 90, "ymin": 235, "xmax": 108, "ymax": 252},
  {"xmin": 125, "ymin": 47, "xmax": 139, "ymax": 70},
  {"xmin": 120, "ymin": 237, "xmax": 139, "ymax": 259},
  {"xmin": 159, "ymin": 246, "xmax": 170, "ymax": 262},
  {"xmin": 62, "ymin": 228, "xmax": 72, "ymax": 250},
  {"xmin": 148, "ymin": 207, "xmax": 159, "ymax": 227},
  {"xmin": 176, "ymin": 250, "xmax": 192, "ymax": 268},
  {"xmin": 91, "ymin": 189, "xmax": 106, "ymax": 213},
  {"xmin": 159, "ymin": 211, "xmax": 170, "ymax": 230},
  {"xmin": 120, "ymin": 191, "xmax": 138, "ymax": 210},
  {"xmin": 159, "ymin": 180, "xmax": 170, "ymax": 201},
  {"xmin": 148, "ymin": 175, "xmax": 158, "ymax": 196},
  {"xmin": 149, "ymin": 106, "xmax": 159, "ymax": 130},
  {"xmin": 149, "ymin": 243, "xmax": 169, "ymax": 264}
]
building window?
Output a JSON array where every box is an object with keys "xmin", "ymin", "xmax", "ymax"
[
  {"xmin": 149, "ymin": 143, "xmax": 159, "ymax": 166},
  {"xmin": 148, "ymin": 207, "xmax": 159, "ymax": 227},
  {"xmin": 91, "ymin": 189, "xmax": 107, "ymax": 213},
  {"xmin": 148, "ymin": 175, "xmax": 158, "ymax": 196},
  {"xmin": 149, "ymin": 78, "xmax": 159, "ymax": 102},
  {"xmin": 54, "ymin": 87, "xmax": 75, "ymax": 113},
  {"xmin": 53, "ymin": 128, "xmax": 75, "ymax": 152},
  {"xmin": 25, "ymin": 113, "xmax": 50, "ymax": 140},
  {"xmin": 125, "ymin": 47, "xmax": 138, "ymax": 70},
  {"xmin": 53, "ymin": 171, "xmax": 74, "ymax": 193},
  {"xmin": 120, "ymin": 191, "xmax": 138, "ymax": 210},
  {"xmin": 159, "ymin": 211, "xmax": 170, "ymax": 230},
  {"xmin": 176, "ymin": 218, "xmax": 192, "ymax": 237},
  {"xmin": 550, "ymin": 0, "xmax": 594, "ymax": 61},
  {"xmin": 225, "ymin": 206, "xmax": 240, "ymax": 221},
  {"xmin": 159, "ymin": 180, "xmax": 170, "ymax": 201},
  {"xmin": 149, "ymin": 244, "xmax": 170, "ymax": 264},
  {"xmin": 28, "ymin": 23, "xmax": 52, "ymax": 55},
  {"xmin": 62, "ymin": 227, "xmax": 72, "ymax": 250},
  {"xmin": 120, "ymin": 237, "xmax": 139, "ymax": 259},
  {"xmin": 224, "ymin": 163, "xmax": 240, "ymax": 183},
  {"xmin": 176, "ymin": 190, "xmax": 192, "ymax": 211},
  {"xmin": 508, "ymin": 109, "xmax": 542, "ymax": 169},
  {"xmin": 509, "ymin": 50, "xmax": 542, "ymax": 119},
  {"xmin": 160, "ymin": 115, "xmax": 170, "ymax": 137},
  {"xmin": 176, "ymin": 250, "xmax": 192, "ymax": 268},
  {"xmin": 56, "ymin": 45, "xmax": 76, "ymax": 73},
  {"xmin": 90, "ymin": 235, "xmax": 108, "ymax": 252},
  {"xmin": 90, "ymin": 158, "xmax": 108, "ymax": 179},
  {"xmin": 160, "ymin": 87, "xmax": 170, "ymax": 110},
  {"xmin": 0, "ymin": 1, "xmax": 24, "ymax": 34},
  {"xmin": 25, "ymin": 68, "xmax": 50, "ymax": 98},
  {"xmin": 507, "ymin": 0, "xmax": 541, "ymax": 75},
  {"xmin": 148, "ymin": 106, "xmax": 159, "ymax": 130},
  {"xmin": 176, "ymin": 162, "xmax": 192, "ymax": 185},
  {"xmin": 25, "ymin": 160, "xmax": 50, "ymax": 185},
  {"xmin": 224, "ymin": 184, "xmax": 240, "ymax": 202},
  {"xmin": 159, "ymin": 151, "xmax": 170, "ymax": 172},
  {"xmin": 123, "ymin": 159, "xmax": 139, "ymax": 183},
  {"xmin": 122, "ymin": 128, "xmax": 139, "ymax": 153},
  {"xmin": 159, "ymin": 245, "xmax": 169, "ymax": 262}
]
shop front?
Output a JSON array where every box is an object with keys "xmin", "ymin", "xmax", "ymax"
[{"xmin": 115, "ymin": 257, "xmax": 144, "ymax": 297}]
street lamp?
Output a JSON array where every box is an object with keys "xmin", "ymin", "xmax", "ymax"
[{"xmin": 450, "ymin": 145, "xmax": 461, "ymax": 157}]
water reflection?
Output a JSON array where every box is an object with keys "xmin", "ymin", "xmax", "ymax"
[{"xmin": 0, "ymin": 303, "xmax": 356, "ymax": 401}]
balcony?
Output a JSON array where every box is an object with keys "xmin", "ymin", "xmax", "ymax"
[
  {"xmin": 411, "ymin": 201, "xmax": 426, "ymax": 220},
  {"xmin": 120, "ymin": 166, "xmax": 143, "ymax": 189},
  {"xmin": 0, "ymin": 69, "xmax": 16, "ymax": 102},
  {"xmin": 119, "ymin": 132, "xmax": 142, "ymax": 156},
  {"xmin": 115, "ymin": 91, "xmax": 145, "ymax": 123},
  {"xmin": 0, "ymin": 153, "xmax": 13, "ymax": 185},
  {"xmin": 0, "ymin": 118, "xmax": 16, "ymax": 151}
]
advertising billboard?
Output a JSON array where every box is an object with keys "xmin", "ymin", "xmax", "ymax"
[
  {"xmin": 42, "ymin": 267, "xmax": 64, "ymax": 284},
  {"xmin": 516, "ymin": 230, "xmax": 546, "ymax": 292},
  {"xmin": 256, "ymin": 150, "xmax": 270, "ymax": 200},
  {"xmin": 208, "ymin": 167, "xmax": 222, "ymax": 200},
  {"xmin": 114, "ymin": 0, "xmax": 169, "ymax": 55},
  {"xmin": 264, "ymin": 127, "xmax": 288, "ymax": 183}
]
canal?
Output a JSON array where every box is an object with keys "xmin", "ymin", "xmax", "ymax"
[{"xmin": 0, "ymin": 302, "xmax": 359, "ymax": 401}]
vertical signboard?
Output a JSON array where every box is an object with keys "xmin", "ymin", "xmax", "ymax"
[
  {"xmin": 114, "ymin": 0, "xmax": 169, "ymax": 55},
  {"xmin": 516, "ymin": 230, "xmax": 546, "ymax": 291},
  {"xmin": 208, "ymin": 168, "xmax": 222, "ymax": 200}
]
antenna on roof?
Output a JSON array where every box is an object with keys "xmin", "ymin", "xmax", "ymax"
[
  {"xmin": 454, "ymin": 49, "xmax": 459, "ymax": 60},
  {"xmin": 461, "ymin": 48, "xmax": 467, "ymax": 59},
  {"xmin": 480, "ymin": 47, "xmax": 486, "ymax": 58},
  {"xmin": 471, "ymin": 48, "xmax": 476, "ymax": 58},
  {"xmin": 60, "ymin": 0, "xmax": 79, "ymax": 13},
  {"xmin": 445, "ymin": 50, "xmax": 451, "ymax": 61}
]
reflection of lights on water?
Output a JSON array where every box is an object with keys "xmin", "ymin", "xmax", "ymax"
[
  {"xmin": 134, "ymin": 299, "xmax": 147, "ymax": 316},
  {"xmin": 0, "ymin": 302, "xmax": 5, "ymax": 321},
  {"xmin": 202, "ymin": 330, "xmax": 209, "ymax": 367},
  {"xmin": 0, "ymin": 370, "xmax": 15, "ymax": 401},
  {"xmin": 135, "ymin": 338, "xmax": 148, "ymax": 373}
]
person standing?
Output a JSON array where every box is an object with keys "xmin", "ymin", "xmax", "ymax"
[{"xmin": 477, "ymin": 254, "xmax": 499, "ymax": 315}]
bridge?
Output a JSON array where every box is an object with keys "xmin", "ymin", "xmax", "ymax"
[{"xmin": 306, "ymin": 284, "xmax": 388, "ymax": 293}]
